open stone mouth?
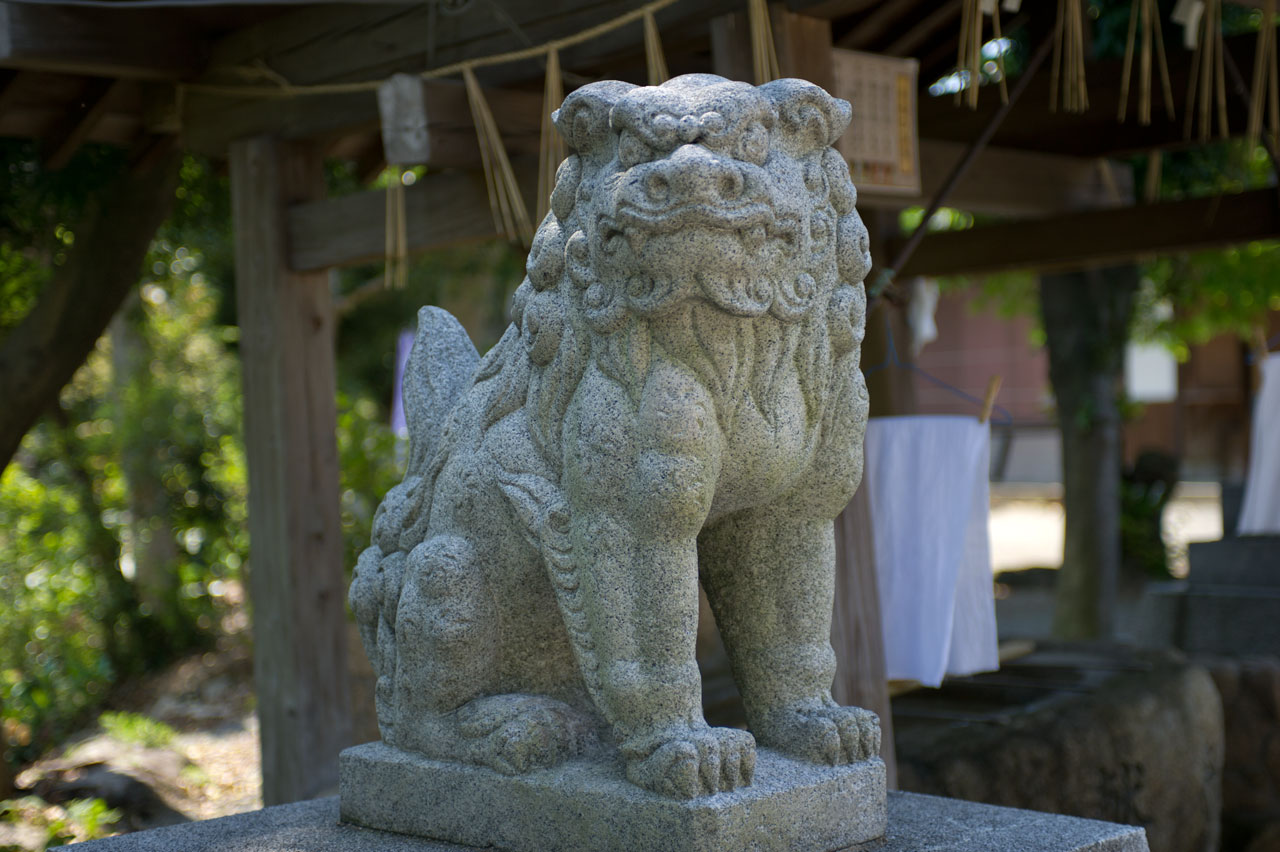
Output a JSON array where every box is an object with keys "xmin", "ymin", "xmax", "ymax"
[{"xmin": 603, "ymin": 205, "xmax": 800, "ymax": 257}]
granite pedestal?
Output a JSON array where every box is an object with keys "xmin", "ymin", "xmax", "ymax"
[
  {"xmin": 339, "ymin": 741, "xmax": 886, "ymax": 852},
  {"xmin": 59, "ymin": 790, "xmax": 1149, "ymax": 852}
]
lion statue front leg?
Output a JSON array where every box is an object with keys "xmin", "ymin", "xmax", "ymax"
[
  {"xmin": 700, "ymin": 510, "xmax": 880, "ymax": 765},
  {"xmin": 562, "ymin": 358, "xmax": 755, "ymax": 799}
]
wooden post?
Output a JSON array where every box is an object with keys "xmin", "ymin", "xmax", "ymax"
[{"xmin": 230, "ymin": 136, "xmax": 351, "ymax": 805}]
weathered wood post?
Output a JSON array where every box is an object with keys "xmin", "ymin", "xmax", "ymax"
[{"xmin": 230, "ymin": 136, "xmax": 351, "ymax": 804}]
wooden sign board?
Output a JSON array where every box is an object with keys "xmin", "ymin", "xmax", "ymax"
[{"xmin": 831, "ymin": 48, "xmax": 921, "ymax": 196}]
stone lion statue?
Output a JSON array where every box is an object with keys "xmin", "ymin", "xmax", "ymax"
[{"xmin": 349, "ymin": 73, "xmax": 875, "ymax": 800}]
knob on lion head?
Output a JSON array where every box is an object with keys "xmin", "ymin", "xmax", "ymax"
[{"xmin": 350, "ymin": 74, "xmax": 876, "ymax": 800}]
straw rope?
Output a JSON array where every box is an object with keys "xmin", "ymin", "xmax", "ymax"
[
  {"xmin": 1050, "ymin": 0, "xmax": 1089, "ymax": 113},
  {"xmin": 644, "ymin": 9, "xmax": 671, "ymax": 85},
  {"xmin": 956, "ymin": 0, "xmax": 1006, "ymax": 110},
  {"xmin": 1117, "ymin": 0, "xmax": 1173, "ymax": 124},
  {"xmin": 384, "ymin": 169, "xmax": 409, "ymax": 289},
  {"xmin": 747, "ymin": 0, "xmax": 781, "ymax": 85},
  {"xmin": 183, "ymin": 0, "xmax": 686, "ymax": 99},
  {"xmin": 537, "ymin": 48, "xmax": 566, "ymax": 225},
  {"xmin": 1185, "ymin": 0, "xmax": 1230, "ymax": 141},
  {"xmin": 1247, "ymin": 0, "xmax": 1279, "ymax": 150},
  {"xmin": 464, "ymin": 66, "xmax": 534, "ymax": 246}
]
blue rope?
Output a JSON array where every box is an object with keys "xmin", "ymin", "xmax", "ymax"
[{"xmin": 862, "ymin": 318, "xmax": 1014, "ymax": 427}]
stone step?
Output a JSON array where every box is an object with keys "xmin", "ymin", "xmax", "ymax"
[
  {"xmin": 1181, "ymin": 587, "xmax": 1280, "ymax": 655},
  {"xmin": 58, "ymin": 791, "xmax": 1149, "ymax": 852}
]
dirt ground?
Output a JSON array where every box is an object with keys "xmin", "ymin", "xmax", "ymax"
[
  {"xmin": 990, "ymin": 482, "xmax": 1223, "ymax": 576},
  {"xmin": 3, "ymin": 591, "xmax": 261, "ymax": 849}
]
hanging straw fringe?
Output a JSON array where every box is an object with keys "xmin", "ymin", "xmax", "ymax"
[
  {"xmin": 1050, "ymin": 0, "xmax": 1090, "ymax": 113},
  {"xmin": 644, "ymin": 10, "xmax": 670, "ymax": 85},
  {"xmin": 1185, "ymin": 0, "xmax": 1230, "ymax": 141},
  {"xmin": 464, "ymin": 66, "xmax": 534, "ymax": 247},
  {"xmin": 537, "ymin": 48, "xmax": 566, "ymax": 224},
  {"xmin": 1117, "ymin": 0, "xmax": 1173, "ymax": 124},
  {"xmin": 1247, "ymin": 0, "xmax": 1279, "ymax": 150},
  {"xmin": 1144, "ymin": 150, "xmax": 1163, "ymax": 204},
  {"xmin": 384, "ymin": 168, "xmax": 409, "ymax": 289},
  {"xmin": 747, "ymin": 0, "xmax": 781, "ymax": 85},
  {"xmin": 957, "ymin": 0, "xmax": 1007, "ymax": 110}
]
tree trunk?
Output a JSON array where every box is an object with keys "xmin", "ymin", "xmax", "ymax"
[
  {"xmin": 1039, "ymin": 266, "xmax": 1139, "ymax": 640},
  {"xmin": 109, "ymin": 296, "xmax": 189, "ymax": 644},
  {"xmin": 0, "ymin": 154, "xmax": 180, "ymax": 474}
]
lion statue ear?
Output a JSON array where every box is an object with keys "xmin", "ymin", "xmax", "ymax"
[
  {"xmin": 759, "ymin": 78, "xmax": 852, "ymax": 154},
  {"xmin": 553, "ymin": 80, "xmax": 637, "ymax": 156}
]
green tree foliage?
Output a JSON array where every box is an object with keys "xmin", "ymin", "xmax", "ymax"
[
  {"xmin": 1, "ymin": 150, "xmax": 526, "ymax": 776},
  {"xmin": 1, "ymin": 234, "xmax": 246, "ymax": 767}
]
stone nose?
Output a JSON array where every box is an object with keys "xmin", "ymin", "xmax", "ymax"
[{"xmin": 641, "ymin": 144, "xmax": 746, "ymax": 207}]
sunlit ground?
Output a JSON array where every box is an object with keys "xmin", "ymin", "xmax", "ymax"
[{"xmin": 989, "ymin": 483, "xmax": 1224, "ymax": 577}]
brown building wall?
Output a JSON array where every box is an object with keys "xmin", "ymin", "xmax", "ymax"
[{"xmin": 913, "ymin": 288, "xmax": 1278, "ymax": 482}]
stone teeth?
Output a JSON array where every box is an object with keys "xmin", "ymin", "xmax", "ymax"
[{"xmin": 627, "ymin": 231, "xmax": 648, "ymax": 254}]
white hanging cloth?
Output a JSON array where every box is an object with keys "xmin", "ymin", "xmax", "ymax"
[
  {"xmin": 1239, "ymin": 353, "xmax": 1280, "ymax": 535},
  {"xmin": 863, "ymin": 416, "xmax": 1000, "ymax": 686}
]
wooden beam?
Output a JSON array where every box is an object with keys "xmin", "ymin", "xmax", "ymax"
[
  {"xmin": 836, "ymin": 0, "xmax": 918, "ymax": 50},
  {"xmin": 882, "ymin": 0, "xmax": 960, "ymax": 58},
  {"xmin": 290, "ymin": 92, "xmax": 1133, "ymax": 272},
  {"xmin": 230, "ymin": 136, "xmax": 351, "ymax": 805},
  {"xmin": 897, "ymin": 189, "xmax": 1280, "ymax": 278},
  {"xmin": 44, "ymin": 77, "xmax": 126, "ymax": 170},
  {"xmin": 0, "ymin": 67, "xmax": 19, "ymax": 111},
  {"xmin": 0, "ymin": 2, "xmax": 204, "ymax": 80},
  {"xmin": 858, "ymin": 140, "xmax": 1133, "ymax": 215},
  {"xmin": 287, "ymin": 157, "xmax": 538, "ymax": 271},
  {"xmin": 181, "ymin": 88, "xmax": 379, "ymax": 159}
]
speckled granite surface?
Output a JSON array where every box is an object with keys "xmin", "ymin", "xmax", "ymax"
[
  {"xmin": 61, "ymin": 789, "xmax": 1148, "ymax": 852},
  {"xmin": 349, "ymin": 74, "xmax": 877, "ymax": 803},
  {"xmin": 339, "ymin": 740, "xmax": 885, "ymax": 851}
]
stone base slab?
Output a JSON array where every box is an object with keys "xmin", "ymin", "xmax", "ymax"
[
  {"xmin": 338, "ymin": 740, "xmax": 886, "ymax": 852},
  {"xmin": 58, "ymin": 790, "xmax": 1150, "ymax": 852}
]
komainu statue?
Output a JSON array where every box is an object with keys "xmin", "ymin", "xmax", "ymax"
[{"xmin": 349, "ymin": 73, "xmax": 875, "ymax": 800}]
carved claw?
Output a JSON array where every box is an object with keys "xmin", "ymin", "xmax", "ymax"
[
  {"xmin": 454, "ymin": 694, "xmax": 592, "ymax": 775},
  {"xmin": 754, "ymin": 700, "xmax": 880, "ymax": 765},
  {"xmin": 623, "ymin": 725, "xmax": 756, "ymax": 799}
]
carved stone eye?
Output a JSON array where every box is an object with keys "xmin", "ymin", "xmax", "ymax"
[
  {"xmin": 619, "ymin": 131, "xmax": 654, "ymax": 169},
  {"xmin": 738, "ymin": 122, "xmax": 768, "ymax": 165}
]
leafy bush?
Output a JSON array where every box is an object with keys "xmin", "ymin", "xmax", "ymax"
[
  {"xmin": 97, "ymin": 712, "xmax": 176, "ymax": 750},
  {"xmin": 0, "ymin": 466, "xmax": 114, "ymax": 766},
  {"xmin": 0, "ymin": 796, "xmax": 120, "ymax": 850}
]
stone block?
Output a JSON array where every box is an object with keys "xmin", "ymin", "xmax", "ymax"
[
  {"xmin": 1182, "ymin": 589, "xmax": 1280, "ymax": 655},
  {"xmin": 1188, "ymin": 537, "xmax": 1280, "ymax": 588},
  {"xmin": 338, "ymin": 740, "xmax": 886, "ymax": 852},
  {"xmin": 57, "ymin": 792, "xmax": 1149, "ymax": 852}
]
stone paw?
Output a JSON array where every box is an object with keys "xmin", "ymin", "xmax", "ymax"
[
  {"xmin": 622, "ymin": 724, "xmax": 756, "ymax": 799},
  {"xmin": 455, "ymin": 693, "xmax": 593, "ymax": 775},
  {"xmin": 753, "ymin": 699, "xmax": 879, "ymax": 765}
]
